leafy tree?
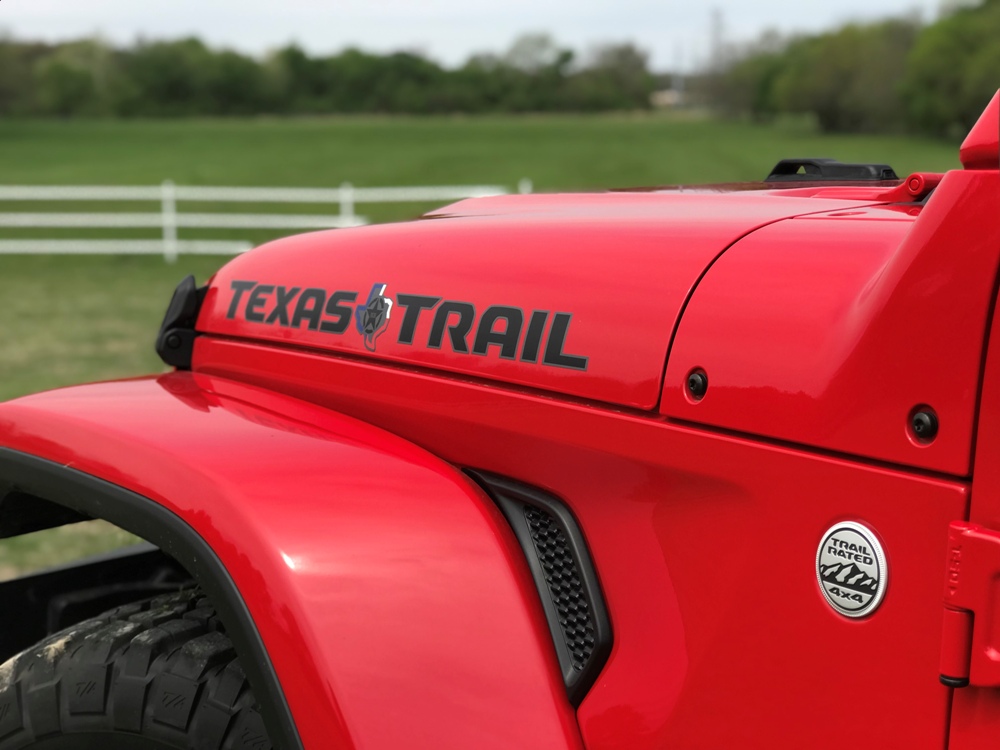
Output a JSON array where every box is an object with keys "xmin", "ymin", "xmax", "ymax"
[
  {"xmin": 0, "ymin": 38, "xmax": 43, "ymax": 115},
  {"xmin": 503, "ymin": 33, "xmax": 562, "ymax": 73},
  {"xmin": 0, "ymin": 32, "xmax": 657, "ymax": 118},
  {"xmin": 902, "ymin": 0, "xmax": 1000, "ymax": 136},
  {"xmin": 770, "ymin": 20, "xmax": 917, "ymax": 132},
  {"xmin": 583, "ymin": 43, "xmax": 655, "ymax": 109},
  {"xmin": 206, "ymin": 50, "xmax": 266, "ymax": 115},
  {"xmin": 36, "ymin": 61, "xmax": 94, "ymax": 117},
  {"xmin": 711, "ymin": 18, "xmax": 919, "ymax": 133},
  {"xmin": 35, "ymin": 39, "xmax": 118, "ymax": 117},
  {"xmin": 711, "ymin": 50, "xmax": 783, "ymax": 120},
  {"xmin": 114, "ymin": 38, "xmax": 219, "ymax": 116}
]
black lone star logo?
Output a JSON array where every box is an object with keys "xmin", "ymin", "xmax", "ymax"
[
  {"xmin": 356, "ymin": 282, "xmax": 393, "ymax": 352},
  {"xmin": 363, "ymin": 296, "xmax": 388, "ymax": 335}
]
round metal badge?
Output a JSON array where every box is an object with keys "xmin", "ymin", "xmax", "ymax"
[{"xmin": 816, "ymin": 521, "xmax": 887, "ymax": 618}]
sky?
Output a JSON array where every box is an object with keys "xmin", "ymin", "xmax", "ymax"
[{"xmin": 0, "ymin": 0, "xmax": 942, "ymax": 71}]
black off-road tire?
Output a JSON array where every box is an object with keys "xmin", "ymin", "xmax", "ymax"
[{"xmin": 0, "ymin": 587, "xmax": 273, "ymax": 749}]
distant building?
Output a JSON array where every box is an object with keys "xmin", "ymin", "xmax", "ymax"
[{"xmin": 650, "ymin": 89, "xmax": 685, "ymax": 109}]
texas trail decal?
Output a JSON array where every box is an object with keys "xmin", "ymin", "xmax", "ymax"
[
  {"xmin": 356, "ymin": 283, "xmax": 393, "ymax": 352},
  {"xmin": 224, "ymin": 278, "xmax": 589, "ymax": 370},
  {"xmin": 816, "ymin": 521, "xmax": 887, "ymax": 618}
]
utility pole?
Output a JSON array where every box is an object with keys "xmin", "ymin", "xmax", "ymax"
[
  {"xmin": 672, "ymin": 41, "xmax": 685, "ymax": 102},
  {"xmin": 710, "ymin": 7, "xmax": 725, "ymax": 72}
]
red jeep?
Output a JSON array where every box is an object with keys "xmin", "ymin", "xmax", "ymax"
[{"xmin": 1, "ymin": 94, "xmax": 999, "ymax": 750}]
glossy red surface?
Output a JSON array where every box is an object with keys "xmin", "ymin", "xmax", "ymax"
[
  {"xmin": 961, "ymin": 90, "xmax": 1000, "ymax": 170},
  {"xmin": 941, "ymin": 522, "xmax": 1000, "ymax": 686},
  {"xmin": 662, "ymin": 171, "xmax": 1000, "ymax": 476},
  {"xmin": 0, "ymin": 375, "xmax": 583, "ymax": 750},
  {"xmin": 950, "ymin": 289, "xmax": 1000, "ymax": 748},
  {"xmin": 196, "ymin": 338, "xmax": 966, "ymax": 749},
  {"xmin": 200, "ymin": 192, "xmax": 885, "ymax": 410}
]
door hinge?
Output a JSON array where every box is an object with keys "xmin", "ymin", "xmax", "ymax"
[{"xmin": 940, "ymin": 521, "xmax": 1000, "ymax": 688}]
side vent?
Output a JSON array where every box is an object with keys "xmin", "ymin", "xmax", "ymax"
[{"xmin": 468, "ymin": 471, "xmax": 612, "ymax": 706}]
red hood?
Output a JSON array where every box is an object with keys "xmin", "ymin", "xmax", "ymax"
[{"xmin": 197, "ymin": 190, "xmax": 900, "ymax": 410}]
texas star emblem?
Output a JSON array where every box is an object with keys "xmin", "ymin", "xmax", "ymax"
[
  {"xmin": 816, "ymin": 521, "xmax": 887, "ymax": 618},
  {"xmin": 356, "ymin": 283, "xmax": 393, "ymax": 352}
]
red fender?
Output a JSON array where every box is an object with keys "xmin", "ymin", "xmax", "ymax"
[{"xmin": 0, "ymin": 372, "xmax": 582, "ymax": 750}]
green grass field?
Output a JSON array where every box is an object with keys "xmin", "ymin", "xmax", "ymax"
[
  {"xmin": 0, "ymin": 113, "xmax": 963, "ymax": 577},
  {"xmin": 0, "ymin": 113, "xmax": 959, "ymax": 190}
]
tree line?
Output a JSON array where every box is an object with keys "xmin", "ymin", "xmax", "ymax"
[
  {"xmin": 0, "ymin": 33, "xmax": 655, "ymax": 118},
  {"xmin": 707, "ymin": 0, "xmax": 1000, "ymax": 137}
]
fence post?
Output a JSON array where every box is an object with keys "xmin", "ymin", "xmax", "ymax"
[
  {"xmin": 340, "ymin": 181, "xmax": 355, "ymax": 226},
  {"xmin": 161, "ymin": 180, "xmax": 178, "ymax": 263}
]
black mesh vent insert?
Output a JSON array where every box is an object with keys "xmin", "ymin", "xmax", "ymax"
[
  {"xmin": 524, "ymin": 505, "xmax": 596, "ymax": 671},
  {"xmin": 467, "ymin": 471, "xmax": 612, "ymax": 706}
]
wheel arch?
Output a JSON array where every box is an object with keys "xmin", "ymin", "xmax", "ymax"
[
  {"xmin": 0, "ymin": 372, "xmax": 583, "ymax": 750},
  {"xmin": 0, "ymin": 448, "xmax": 301, "ymax": 750}
]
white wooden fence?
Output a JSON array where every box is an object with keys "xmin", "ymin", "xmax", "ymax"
[{"xmin": 0, "ymin": 179, "xmax": 533, "ymax": 262}]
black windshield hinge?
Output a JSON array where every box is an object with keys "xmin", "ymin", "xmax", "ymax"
[{"xmin": 155, "ymin": 275, "xmax": 208, "ymax": 370}]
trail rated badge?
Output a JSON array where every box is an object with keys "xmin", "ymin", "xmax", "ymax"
[{"xmin": 816, "ymin": 521, "xmax": 887, "ymax": 618}]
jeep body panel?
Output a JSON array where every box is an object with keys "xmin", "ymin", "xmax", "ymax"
[
  {"xmin": 184, "ymin": 109, "xmax": 1000, "ymax": 744},
  {"xmin": 0, "ymin": 375, "xmax": 582, "ymax": 750},
  {"xmin": 663, "ymin": 168, "xmax": 1000, "ymax": 475},
  {"xmin": 199, "ymin": 192, "xmax": 887, "ymax": 410},
  {"xmin": 950, "ymin": 281, "xmax": 1000, "ymax": 748},
  {"xmin": 195, "ymin": 334, "xmax": 967, "ymax": 748}
]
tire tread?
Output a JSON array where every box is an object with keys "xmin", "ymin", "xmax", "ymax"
[{"xmin": 0, "ymin": 588, "xmax": 272, "ymax": 750}]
